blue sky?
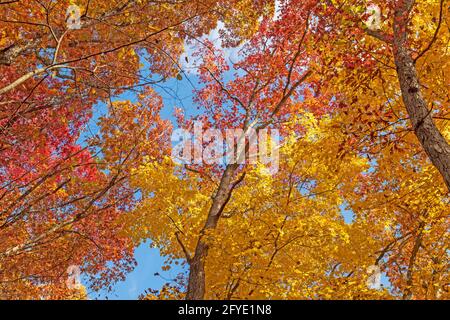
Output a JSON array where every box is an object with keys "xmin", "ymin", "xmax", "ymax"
[{"xmin": 84, "ymin": 242, "xmax": 185, "ymax": 300}]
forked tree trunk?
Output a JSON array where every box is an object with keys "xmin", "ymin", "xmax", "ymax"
[{"xmin": 186, "ymin": 164, "xmax": 238, "ymax": 300}]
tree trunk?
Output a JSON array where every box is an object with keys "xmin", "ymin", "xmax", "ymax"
[
  {"xmin": 393, "ymin": 1, "xmax": 450, "ymax": 192},
  {"xmin": 186, "ymin": 164, "xmax": 238, "ymax": 300}
]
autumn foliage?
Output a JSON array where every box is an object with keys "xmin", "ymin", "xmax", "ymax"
[{"xmin": 0, "ymin": 0, "xmax": 448, "ymax": 300}]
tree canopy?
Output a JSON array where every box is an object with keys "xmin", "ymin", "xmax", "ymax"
[{"xmin": 0, "ymin": 0, "xmax": 448, "ymax": 300}]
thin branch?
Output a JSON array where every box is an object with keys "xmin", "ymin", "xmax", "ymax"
[{"xmin": 414, "ymin": 0, "xmax": 445, "ymax": 62}]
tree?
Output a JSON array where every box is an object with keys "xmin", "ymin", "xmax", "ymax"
[
  {"xmin": 0, "ymin": 87, "xmax": 171, "ymax": 298},
  {"xmin": 1, "ymin": 0, "xmax": 447, "ymax": 300},
  {"xmin": 0, "ymin": 0, "xmax": 272, "ymax": 298},
  {"xmin": 311, "ymin": 0, "xmax": 450, "ymax": 190},
  {"xmin": 124, "ymin": 0, "xmax": 448, "ymax": 300},
  {"xmin": 125, "ymin": 1, "xmax": 331, "ymax": 299}
]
